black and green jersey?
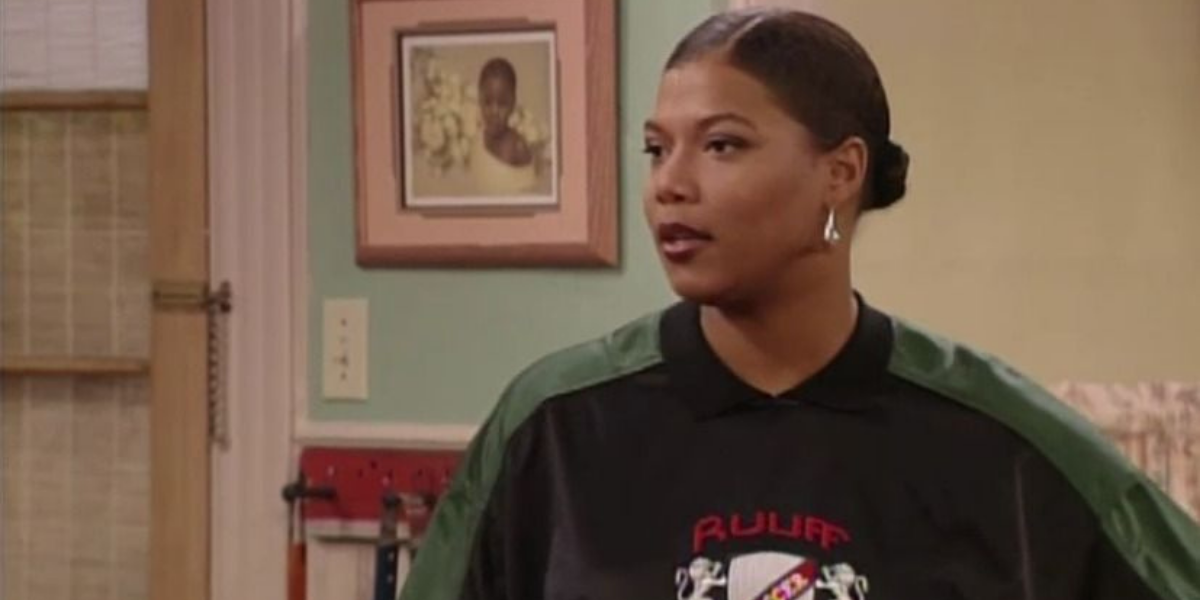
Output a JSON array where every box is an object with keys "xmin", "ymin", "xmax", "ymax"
[{"xmin": 400, "ymin": 299, "xmax": 1200, "ymax": 600}]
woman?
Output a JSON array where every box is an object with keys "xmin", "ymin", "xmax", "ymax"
[{"xmin": 402, "ymin": 8, "xmax": 1200, "ymax": 600}]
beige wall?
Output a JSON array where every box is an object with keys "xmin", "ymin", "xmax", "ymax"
[{"xmin": 743, "ymin": 0, "xmax": 1200, "ymax": 384}]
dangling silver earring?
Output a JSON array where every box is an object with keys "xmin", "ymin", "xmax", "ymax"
[{"xmin": 823, "ymin": 208, "xmax": 841, "ymax": 245}]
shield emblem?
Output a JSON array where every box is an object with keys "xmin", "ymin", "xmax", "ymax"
[{"xmin": 727, "ymin": 552, "xmax": 818, "ymax": 600}]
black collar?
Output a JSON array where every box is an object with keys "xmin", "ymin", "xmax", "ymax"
[{"xmin": 660, "ymin": 294, "xmax": 894, "ymax": 419}]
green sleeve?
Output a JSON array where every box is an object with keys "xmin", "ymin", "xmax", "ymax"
[{"xmin": 890, "ymin": 317, "xmax": 1200, "ymax": 599}]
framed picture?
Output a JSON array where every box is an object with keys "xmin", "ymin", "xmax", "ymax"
[
  {"xmin": 401, "ymin": 31, "xmax": 559, "ymax": 209},
  {"xmin": 351, "ymin": 0, "xmax": 618, "ymax": 267}
]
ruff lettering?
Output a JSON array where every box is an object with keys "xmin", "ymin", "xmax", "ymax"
[{"xmin": 693, "ymin": 512, "xmax": 851, "ymax": 553}]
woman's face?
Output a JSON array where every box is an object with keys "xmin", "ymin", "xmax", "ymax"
[
  {"xmin": 480, "ymin": 75, "xmax": 515, "ymax": 138},
  {"xmin": 643, "ymin": 57, "xmax": 846, "ymax": 306}
]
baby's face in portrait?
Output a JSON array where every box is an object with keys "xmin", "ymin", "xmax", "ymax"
[{"xmin": 480, "ymin": 75, "xmax": 516, "ymax": 139}]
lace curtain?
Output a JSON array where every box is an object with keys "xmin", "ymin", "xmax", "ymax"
[{"xmin": 1052, "ymin": 382, "xmax": 1200, "ymax": 521}]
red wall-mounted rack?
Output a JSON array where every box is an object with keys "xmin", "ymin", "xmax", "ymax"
[{"xmin": 296, "ymin": 447, "xmax": 463, "ymax": 531}]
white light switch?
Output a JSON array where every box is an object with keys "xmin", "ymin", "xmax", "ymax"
[{"xmin": 323, "ymin": 298, "xmax": 369, "ymax": 401}]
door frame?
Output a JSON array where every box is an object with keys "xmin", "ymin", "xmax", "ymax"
[
  {"xmin": 148, "ymin": 0, "xmax": 211, "ymax": 598},
  {"xmin": 150, "ymin": 0, "xmax": 303, "ymax": 596},
  {"xmin": 205, "ymin": 0, "xmax": 304, "ymax": 597}
]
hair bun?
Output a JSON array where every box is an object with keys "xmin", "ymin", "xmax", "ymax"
[{"xmin": 871, "ymin": 139, "xmax": 909, "ymax": 210}]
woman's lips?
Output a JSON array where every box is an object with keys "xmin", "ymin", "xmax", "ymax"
[{"xmin": 657, "ymin": 222, "xmax": 712, "ymax": 262}]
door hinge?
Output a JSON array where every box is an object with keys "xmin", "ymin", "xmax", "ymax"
[{"xmin": 151, "ymin": 280, "xmax": 233, "ymax": 448}]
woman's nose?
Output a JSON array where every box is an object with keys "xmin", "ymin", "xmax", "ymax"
[{"xmin": 652, "ymin": 151, "xmax": 698, "ymax": 204}]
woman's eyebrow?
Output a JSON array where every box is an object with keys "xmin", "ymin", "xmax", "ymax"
[
  {"xmin": 696, "ymin": 112, "xmax": 757, "ymax": 131},
  {"xmin": 643, "ymin": 120, "xmax": 666, "ymax": 136},
  {"xmin": 643, "ymin": 112, "xmax": 758, "ymax": 135}
]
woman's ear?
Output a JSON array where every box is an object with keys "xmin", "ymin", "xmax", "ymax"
[{"xmin": 825, "ymin": 136, "xmax": 868, "ymax": 208}]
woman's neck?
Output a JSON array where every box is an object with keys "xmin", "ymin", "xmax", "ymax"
[{"xmin": 699, "ymin": 277, "xmax": 858, "ymax": 396}]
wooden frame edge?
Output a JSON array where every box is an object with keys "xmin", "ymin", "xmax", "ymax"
[{"xmin": 350, "ymin": 0, "xmax": 620, "ymax": 268}]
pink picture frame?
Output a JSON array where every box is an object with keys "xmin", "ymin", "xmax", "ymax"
[{"xmin": 351, "ymin": 0, "xmax": 618, "ymax": 267}]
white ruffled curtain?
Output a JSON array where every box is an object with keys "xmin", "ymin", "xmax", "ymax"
[{"xmin": 1051, "ymin": 382, "xmax": 1200, "ymax": 521}]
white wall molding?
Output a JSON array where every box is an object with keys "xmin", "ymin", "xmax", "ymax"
[
  {"xmin": 288, "ymin": 0, "xmax": 311, "ymax": 457},
  {"xmin": 294, "ymin": 418, "xmax": 476, "ymax": 450},
  {"xmin": 207, "ymin": 0, "xmax": 299, "ymax": 596}
]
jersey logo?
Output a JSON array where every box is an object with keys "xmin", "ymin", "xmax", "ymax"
[{"xmin": 675, "ymin": 553, "xmax": 869, "ymax": 600}]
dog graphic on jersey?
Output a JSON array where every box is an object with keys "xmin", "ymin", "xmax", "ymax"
[{"xmin": 675, "ymin": 553, "xmax": 869, "ymax": 600}]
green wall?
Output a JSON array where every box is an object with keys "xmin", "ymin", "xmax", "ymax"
[{"xmin": 307, "ymin": 0, "xmax": 718, "ymax": 425}]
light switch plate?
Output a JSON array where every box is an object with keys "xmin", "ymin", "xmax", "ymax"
[{"xmin": 322, "ymin": 298, "xmax": 369, "ymax": 401}]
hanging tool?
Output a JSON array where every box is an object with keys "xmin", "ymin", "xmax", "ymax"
[
  {"xmin": 374, "ymin": 489, "xmax": 403, "ymax": 600},
  {"xmin": 398, "ymin": 492, "xmax": 436, "ymax": 560},
  {"xmin": 282, "ymin": 475, "xmax": 337, "ymax": 600},
  {"xmin": 398, "ymin": 468, "xmax": 440, "ymax": 559}
]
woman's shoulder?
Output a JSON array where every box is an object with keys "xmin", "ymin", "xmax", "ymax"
[
  {"xmin": 885, "ymin": 316, "xmax": 1143, "ymax": 504},
  {"xmin": 887, "ymin": 316, "xmax": 1200, "ymax": 599}
]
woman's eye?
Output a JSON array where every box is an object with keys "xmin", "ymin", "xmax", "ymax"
[
  {"xmin": 642, "ymin": 142, "xmax": 665, "ymax": 159},
  {"xmin": 706, "ymin": 137, "xmax": 744, "ymax": 155}
]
